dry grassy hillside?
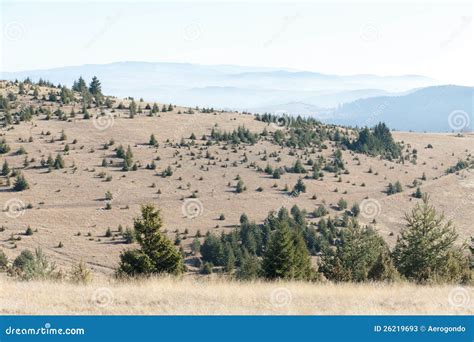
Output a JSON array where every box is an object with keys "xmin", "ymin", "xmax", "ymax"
[{"xmin": 0, "ymin": 80, "xmax": 472, "ymax": 275}]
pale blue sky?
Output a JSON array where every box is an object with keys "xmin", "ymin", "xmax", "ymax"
[{"xmin": 1, "ymin": 0, "xmax": 472, "ymax": 85}]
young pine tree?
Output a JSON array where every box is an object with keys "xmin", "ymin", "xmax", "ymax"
[
  {"xmin": 319, "ymin": 219, "xmax": 396, "ymax": 282},
  {"xmin": 117, "ymin": 204, "xmax": 185, "ymax": 276},
  {"xmin": 149, "ymin": 134, "xmax": 158, "ymax": 146},
  {"xmin": 262, "ymin": 222, "xmax": 314, "ymax": 280},
  {"xmin": 13, "ymin": 174, "xmax": 29, "ymax": 191},
  {"xmin": 393, "ymin": 195, "xmax": 470, "ymax": 283},
  {"xmin": 237, "ymin": 249, "xmax": 261, "ymax": 280},
  {"xmin": 2, "ymin": 160, "xmax": 10, "ymax": 176}
]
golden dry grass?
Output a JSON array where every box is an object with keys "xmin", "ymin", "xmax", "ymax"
[{"xmin": 0, "ymin": 276, "xmax": 472, "ymax": 315}]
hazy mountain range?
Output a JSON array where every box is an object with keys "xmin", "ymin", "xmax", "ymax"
[
  {"xmin": 328, "ymin": 85, "xmax": 473, "ymax": 132},
  {"xmin": 1, "ymin": 61, "xmax": 472, "ymax": 132}
]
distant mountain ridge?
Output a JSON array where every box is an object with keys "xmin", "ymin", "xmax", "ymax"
[
  {"xmin": 2, "ymin": 61, "xmax": 471, "ymax": 132},
  {"xmin": 327, "ymin": 85, "xmax": 473, "ymax": 132}
]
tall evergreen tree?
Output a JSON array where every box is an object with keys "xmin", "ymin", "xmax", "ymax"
[
  {"xmin": 262, "ymin": 222, "xmax": 295, "ymax": 279},
  {"xmin": 292, "ymin": 231, "xmax": 315, "ymax": 280},
  {"xmin": 393, "ymin": 195, "xmax": 470, "ymax": 283},
  {"xmin": 262, "ymin": 221, "xmax": 314, "ymax": 280},
  {"xmin": 320, "ymin": 219, "xmax": 395, "ymax": 282},
  {"xmin": 88, "ymin": 76, "xmax": 102, "ymax": 96},
  {"xmin": 73, "ymin": 76, "xmax": 88, "ymax": 93},
  {"xmin": 88, "ymin": 76, "xmax": 103, "ymax": 104},
  {"xmin": 118, "ymin": 204, "xmax": 184, "ymax": 276},
  {"xmin": 237, "ymin": 249, "xmax": 261, "ymax": 280}
]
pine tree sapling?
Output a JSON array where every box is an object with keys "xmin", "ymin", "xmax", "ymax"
[
  {"xmin": 393, "ymin": 195, "xmax": 470, "ymax": 283},
  {"xmin": 117, "ymin": 204, "xmax": 184, "ymax": 276}
]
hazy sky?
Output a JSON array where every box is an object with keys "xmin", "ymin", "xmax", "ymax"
[{"xmin": 1, "ymin": 0, "xmax": 472, "ymax": 85}]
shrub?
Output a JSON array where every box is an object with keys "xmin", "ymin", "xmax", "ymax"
[
  {"xmin": 272, "ymin": 168, "xmax": 282, "ymax": 179},
  {"xmin": 105, "ymin": 190, "xmax": 113, "ymax": 201},
  {"xmin": 200, "ymin": 262, "xmax": 213, "ymax": 275},
  {"xmin": 313, "ymin": 205, "xmax": 328, "ymax": 218},
  {"xmin": 235, "ymin": 180, "xmax": 246, "ymax": 193},
  {"xmin": 0, "ymin": 250, "xmax": 8, "ymax": 269},
  {"xmin": 13, "ymin": 250, "xmax": 34, "ymax": 269},
  {"xmin": 413, "ymin": 187, "xmax": 423, "ymax": 199},
  {"xmin": 446, "ymin": 159, "xmax": 472, "ymax": 174},
  {"xmin": 387, "ymin": 181, "xmax": 403, "ymax": 195},
  {"xmin": 54, "ymin": 154, "xmax": 65, "ymax": 169},
  {"xmin": 237, "ymin": 250, "xmax": 261, "ymax": 280},
  {"xmin": 289, "ymin": 159, "xmax": 306, "ymax": 173},
  {"xmin": 291, "ymin": 178, "xmax": 306, "ymax": 196},
  {"xmin": 191, "ymin": 237, "xmax": 200, "ymax": 255},
  {"xmin": 351, "ymin": 203, "xmax": 360, "ymax": 217},
  {"xmin": 69, "ymin": 260, "xmax": 92, "ymax": 284},
  {"xmin": 2, "ymin": 160, "xmax": 10, "ymax": 176},
  {"xmin": 162, "ymin": 166, "xmax": 173, "ymax": 177},
  {"xmin": 149, "ymin": 134, "xmax": 158, "ymax": 146},
  {"xmin": 122, "ymin": 227, "xmax": 135, "ymax": 244},
  {"xmin": 0, "ymin": 138, "xmax": 11, "ymax": 154},
  {"xmin": 337, "ymin": 198, "xmax": 348, "ymax": 211},
  {"xmin": 13, "ymin": 248, "xmax": 60, "ymax": 281},
  {"xmin": 118, "ymin": 249, "xmax": 153, "ymax": 276},
  {"xmin": 105, "ymin": 228, "xmax": 112, "ymax": 237}
]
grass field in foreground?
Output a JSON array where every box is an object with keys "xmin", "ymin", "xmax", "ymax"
[{"xmin": 1, "ymin": 277, "xmax": 472, "ymax": 315}]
